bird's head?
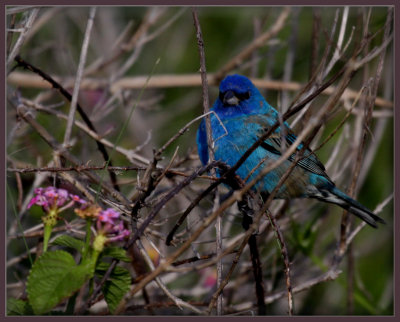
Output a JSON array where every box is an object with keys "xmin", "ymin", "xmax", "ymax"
[{"xmin": 215, "ymin": 74, "xmax": 266, "ymax": 114}]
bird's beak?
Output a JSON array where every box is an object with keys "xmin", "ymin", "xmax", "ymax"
[{"xmin": 223, "ymin": 90, "xmax": 240, "ymax": 106}]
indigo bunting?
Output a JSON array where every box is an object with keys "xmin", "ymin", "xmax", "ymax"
[{"xmin": 197, "ymin": 74, "xmax": 385, "ymax": 228}]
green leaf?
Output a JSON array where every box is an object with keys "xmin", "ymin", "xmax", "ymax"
[
  {"xmin": 96, "ymin": 262, "xmax": 131, "ymax": 314},
  {"xmin": 52, "ymin": 235, "xmax": 85, "ymax": 253},
  {"xmin": 7, "ymin": 298, "xmax": 34, "ymax": 315},
  {"xmin": 101, "ymin": 246, "xmax": 131, "ymax": 262},
  {"xmin": 27, "ymin": 250, "xmax": 95, "ymax": 314}
]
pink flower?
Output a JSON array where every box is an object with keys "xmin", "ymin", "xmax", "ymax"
[
  {"xmin": 108, "ymin": 221, "xmax": 130, "ymax": 242},
  {"xmin": 98, "ymin": 208, "xmax": 120, "ymax": 224},
  {"xmin": 70, "ymin": 194, "xmax": 87, "ymax": 205},
  {"xmin": 95, "ymin": 208, "xmax": 130, "ymax": 244},
  {"xmin": 27, "ymin": 186, "xmax": 87, "ymax": 214},
  {"xmin": 107, "ymin": 228, "xmax": 130, "ymax": 243},
  {"xmin": 27, "ymin": 194, "xmax": 48, "ymax": 209}
]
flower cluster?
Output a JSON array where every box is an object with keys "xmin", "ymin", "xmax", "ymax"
[
  {"xmin": 75, "ymin": 205, "xmax": 130, "ymax": 243},
  {"xmin": 93, "ymin": 208, "xmax": 130, "ymax": 252},
  {"xmin": 96, "ymin": 208, "xmax": 130, "ymax": 242},
  {"xmin": 28, "ymin": 186, "xmax": 130, "ymax": 253},
  {"xmin": 28, "ymin": 186, "xmax": 86, "ymax": 213},
  {"xmin": 28, "ymin": 186, "xmax": 87, "ymax": 227}
]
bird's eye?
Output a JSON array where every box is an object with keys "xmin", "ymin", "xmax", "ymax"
[
  {"xmin": 237, "ymin": 91, "xmax": 250, "ymax": 101},
  {"xmin": 219, "ymin": 90, "xmax": 250, "ymax": 103}
]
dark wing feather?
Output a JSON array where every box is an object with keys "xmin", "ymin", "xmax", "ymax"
[{"xmin": 260, "ymin": 129, "xmax": 333, "ymax": 183}]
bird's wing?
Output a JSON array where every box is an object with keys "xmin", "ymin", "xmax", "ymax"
[{"xmin": 260, "ymin": 126, "xmax": 333, "ymax": 183}]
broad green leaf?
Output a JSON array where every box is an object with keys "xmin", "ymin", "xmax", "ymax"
[
  {"xmin": 52, "ymin": 235, "xmax": 85, "ymax": 253},
  {"xmin": 96, "ymin": 262, "xmax": 131, "ymax": 314},
  {"xmin": 7, "ymin": 298, "xmax": 33, "ymax": 315},
  {"xmin": 101, "ymin": 246, "xmax": 131, "ymax": 262},
  {"xmin": 27, "ymin": 250, "xmax": 95, "ymax": 314}
]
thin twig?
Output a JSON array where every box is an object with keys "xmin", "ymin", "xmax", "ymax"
[
  {"xmin": 265, "ymin": 211, "xmax": 293, "ymax": 315},
  {"xmin": 15, "ymin": 103, "xmax": 129, "ymax": 206},
  {"xmin": 192, "ymin": 7, "xmax": 224, "ymax": 315},
  {"xmin": 206, "ymin": 220, "xmax": 253, "ymax": 314},
  {"xmin": 7, "ymin": 8, "xmax": 39, "ymax": 69},
  {"xmin": 214, "ymin": 7, "xmax": 291, "ymax": 81},
  {"xmin": 14, "ymin": 170, "xmax": 23, "ymax": 212},
  {"xmin": 64, "ymin": 7, "xmax": 96, "ymax": 146},
  {"xmin": 313, "ymin": 84, "xmax": 367, "ymax": 153},
  {"xmin": 337, "ymin": 5, "xmax": 392, "ymax": 262},
  {"xmin": 21, "ymin": 98, "xmax": 152, "ymax": 166},
  {"xmin": 165, "ymin": 177, "xmax": 220, "ymax": 246},
  {"xmin": 13, "ymin": 56, "xmax": 120, "ymax": 191},
  {"xmin": 6, "ymin": 13, "xmax": 17, "ymax": 57},
  {"xmin": 156, "ymin": 111, "xmax": 214, "ymax": 157},
  {"xmin": 136, "ymin": 240, "xmax": 205, "ymax": 314},
  {"xmin": 345, "ymin": 193, "xmax": 392, "ymax": 248},
  {"xmin": 85, "ymin": 8, "xmax": 166, "ymax": 76},
  {"xmin": 239, "ymin": 197, "xmax": 266, "ymax": 315},
  {"xmin": 126, "ymin": 162, "xmax": 219, "ymax": 250},
  {"xmin": 324, "ymin": 7, "xmax": 350, "ymax": 77},
  {"xmin": 281, "ymin": 7, "xmax": 299, "ymax": 112},
  {"xmin": 309, "ymin": 8, "xmax": 321, "ymax": 78}
]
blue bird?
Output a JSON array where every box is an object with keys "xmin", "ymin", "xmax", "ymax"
[{"xmin": 197, "ymin": 74, "xmax": 385, "ymax": 228}]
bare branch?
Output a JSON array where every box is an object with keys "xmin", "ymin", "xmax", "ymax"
[
  {"xmin": 8, "ymin": 72, "xmax": 393, "ymax": 108},
  {"xmin": 7, "ymin": 8, "xmax": 39, "ymax": 69},
  {"xmin": 214, "ymin": 7, "xmax": 291, "ymax": 81},
  {"xmin": 63, "ymin": 7, "xmax": 96, "ymax": 146}
]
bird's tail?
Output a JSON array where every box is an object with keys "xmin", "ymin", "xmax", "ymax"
[{"xmin": 314, "ymin": 185, "xmax": 386, "ymax": 228}]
